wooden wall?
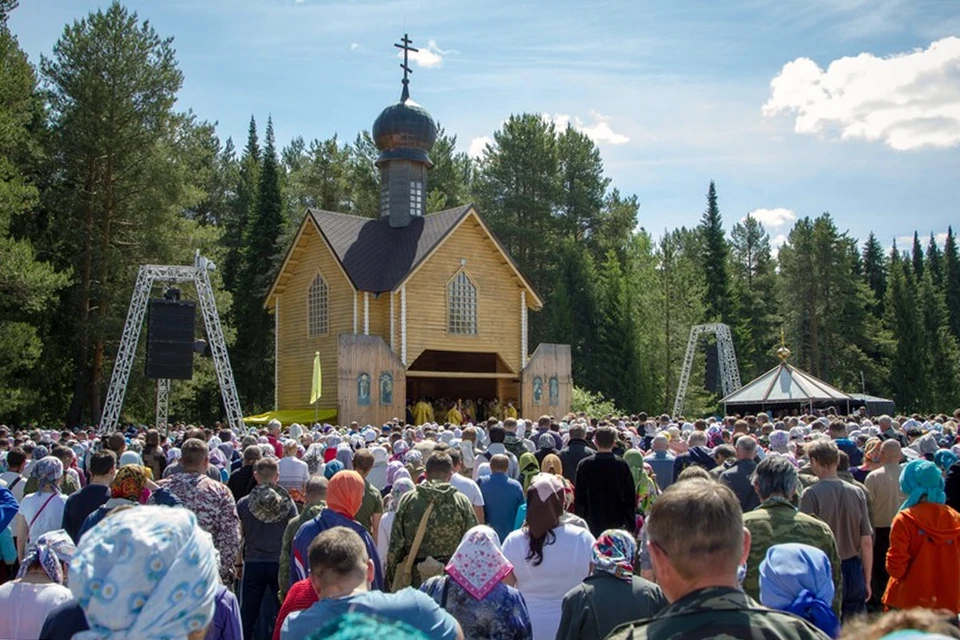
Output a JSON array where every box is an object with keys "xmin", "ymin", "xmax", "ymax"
[
  {"xmin": 273, "ymin": 221, "xmax": 355, "ymax": 411},
  {"xmin": 404, "ymin": 212, "xmax": 534, "ymax": 373},
  {"xmin": 338, "ymin": 335, "xmax": 407, "ymax": 425},
  {"xmin": 521, "ymin": 343, "xmax": 573, "ymax": 420}
]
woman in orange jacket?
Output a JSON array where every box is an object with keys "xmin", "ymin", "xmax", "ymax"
[{"xmin": 883, "ymin": 459, "xmax": 960, "ymax": 612}]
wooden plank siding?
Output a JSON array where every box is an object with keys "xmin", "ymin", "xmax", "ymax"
[
  {"xmin": 521, "ymin": 344, "xmax": 573, "ymax": 419},
  {"xmin": 275, "ymin": 222, "xmax": 355, "ymax": 411},
  {"xmin": 337, "ymin": 335, "xmax": 407, "ymax": 425},
  {"xmin": 403, "ymin": 213, "xmax": 533, "ymax": 375}
]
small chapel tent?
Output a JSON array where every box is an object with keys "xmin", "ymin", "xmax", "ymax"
[{"xmin": 721, "ymin": 361, "xmax": 852, "ymax": 417}]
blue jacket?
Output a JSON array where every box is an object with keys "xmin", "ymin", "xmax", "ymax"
[{"xmin": 291, "ymin": 508, "xmax": 383, "ymax": 590}]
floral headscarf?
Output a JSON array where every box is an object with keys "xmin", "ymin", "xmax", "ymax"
[
  {"xmin": 70, "ymin": 506, "xmax": 219, "ymax": 640},
  {"xmin": 304, "ymin": 443, "xmax": 327, "ymax": 475},
  {"xmin": 445, "ymin": 525, "xmax": 513, "ymax": 600},
  {"xmin": 31, "ymin": 456, "xmax": 64, "ymax": 492},
  {"xmin": 386, "ymin": 460, "xmax": 405, "ymax": 487},
  {"xmin": 111, "ymin": 466, "xmax": 149, "ymax": 502},
  {"xmin": 592, "ymin": 529, "xmax": 636, "ymax": 583},
  {"xmin": 387, "ymin": 478, "xmax": 416, "ymax": 512},
  {"xmin": 17, "ymin": 529, "xmax": 76, "ymax": 584}
]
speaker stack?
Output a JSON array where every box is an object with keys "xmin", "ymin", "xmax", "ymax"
[{"xmin": 145, "ymin": 299, "xmax": 196, "ymax": 380}]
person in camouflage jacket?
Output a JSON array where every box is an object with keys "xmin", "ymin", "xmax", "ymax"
[
  {"xmin": 743, "ymin": 456, "xmax": 843, "ymax": 616},
  {"xmin": 386, "ymin": 450, "xmax": 477, "ymax": 589},
  {"xmin": 609, "ymin": 478, "xmax": 829, "ymax": 640},
  {"xmin": 278, "ymin": 475, "xmax": 327, "ymax": 601}
]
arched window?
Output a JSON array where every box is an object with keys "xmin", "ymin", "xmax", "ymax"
[
  {"xmin": 447, "ymin": 270, "xmax": 477, "ymax": 335},
  {"xmin": 308, "ymin": 274, "xmax": 328, "ymax": 336}
]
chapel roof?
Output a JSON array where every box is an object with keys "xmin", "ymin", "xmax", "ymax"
[{"xmin": 309, "ymin": 204, "xmax": 472, "ymax": 292}]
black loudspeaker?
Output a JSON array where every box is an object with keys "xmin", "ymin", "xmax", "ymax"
[
  {"xmin": 704, "ymin": 340, "xmax": 720, "ymax": 394},
  {"xmin": 145, "ymin": 299, "xmax": 196, "ymax": 380}
]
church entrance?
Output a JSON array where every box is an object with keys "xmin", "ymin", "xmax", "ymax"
[{"xmin": 405, "ymin": 349, "xmax": 521, "ymax": 423}]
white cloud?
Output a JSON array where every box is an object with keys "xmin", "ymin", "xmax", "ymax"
[
  {"xmin": 542, "ymin": 112, "xmax": 630, "ymax": 145},
  {"xmin": 468, "ymin": 136, "xmax": 492, "ymax": 159},
  {"xmin": 399, "ymin": 40, "xmax": 450, "ymax": 69},
  {"xmin": 771, "ymin": 233, "xmax": 789, "ymax": 259},
  {"xmin": 745, "ymin": 207, "xmax": 797, "ymax": 229},
  {"xmin": 763, "ymin": 37, "xmax": 960, "ymax": 150},
  {"xmin": 350, "ymin": 43, "xmax": 359, "ymax": 51}
]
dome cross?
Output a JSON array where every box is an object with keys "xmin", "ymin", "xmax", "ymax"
[{"xmin": 394, "ymin": 33, "xmax": 418, "ymax": 102}]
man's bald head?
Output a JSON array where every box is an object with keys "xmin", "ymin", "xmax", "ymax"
[{"xmin": 880, "ymin": 439, "xmax": 902, "ymax": 463}]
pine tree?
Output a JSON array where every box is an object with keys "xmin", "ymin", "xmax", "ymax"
[
  {"xmin": 0, "ymin": 14, "xmax": 69, "ymax": 414},
  {"xmin": 42, "ymin": 1, "xmax": 184, "ymax": 425},
  {"xmin": 944, "ymin": 226, "xmax": 960, "ymax": 342},
  {"xmin": 594, "ymin": 251, "xmax": 641, "ymax": 411},
  {"xmin": 912, "ymin": 231, "xmax": 925, "ymax": 280},
  {"xmin": 862, "ymin": 232, "xmax": 887, "ymax": 317},
  {"xmin": 223, "ymin": 116, "xmax": 259, "ymax": 294},
  {"xmin": 698, "ymin": 181, "xmax": 734, "ymax": 323},
  {"xmin": 235, "ymin": 116, "xmax": 282, "ymax": 411}
]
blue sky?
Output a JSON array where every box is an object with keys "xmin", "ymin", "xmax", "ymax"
[{"xmin": 10, "ymin": 0, "xmax": 960, "ymax": 252}]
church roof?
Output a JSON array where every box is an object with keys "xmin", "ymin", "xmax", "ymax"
[
  {"xmin": 721, "ymin": 362, "xmax": 852, "ymax": 406},
  {"xmin": 309, "ymin": 204, "xmax": 472, "ymax": 293}
]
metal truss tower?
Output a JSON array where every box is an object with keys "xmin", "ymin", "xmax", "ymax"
[
  {"xmin": 673, "ymin": 323, "xmax": 742, "ymax": 418},
  {"xmin": 100, "ymin": 252, "xmax": 243, "ymax": 433}
]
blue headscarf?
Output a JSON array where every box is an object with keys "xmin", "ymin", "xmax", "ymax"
[
  {"xmin": 934, "ymin": 449, "xmax": 958, "ymax": 474},
  {"xmin": 759, "ymin": 543, "xmax": 840, "ymax": 639},
  {"xmin": 324, "ymin": 459, "xmax": 344, "ymax": 480},
  {"xmin": 900, "ymin": 459, "xmax": 946, "ymax": 510}
]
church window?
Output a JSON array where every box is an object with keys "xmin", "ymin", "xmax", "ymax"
[
  {"xmin": 448, "ymin": 270, "xmax": 477, "ymax": 335},
  {"xmin": 308, "ymin": 274, "xmax": 329, "ymax": 336},
  {"xmin": 410, "ymin": 180, "xmax": 423, "ymax": 216}
]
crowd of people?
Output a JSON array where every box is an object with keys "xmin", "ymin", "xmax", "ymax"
[{"xmin": 1, "ymin": 409, "xmax": 960, "ymax": 639}]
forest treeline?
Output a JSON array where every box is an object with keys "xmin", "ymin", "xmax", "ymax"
[{"xmin": 2, "ymin": 2, "xmax": 959, "ymax": 426}]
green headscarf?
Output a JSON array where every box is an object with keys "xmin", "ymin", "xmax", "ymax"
[
  {"xmin": 519, "ymin": 452, "xmax": 540, "ymax": 492},
  {"xmin": 624, "ymin": 449, "xmax": 644, "ymax": 486}
]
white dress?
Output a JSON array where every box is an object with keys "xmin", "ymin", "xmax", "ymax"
[
  {"xmin": 501, "ymin": 523, "xmax": 596, "ymax": 640},
  {"xmin": 377, "ymin": 511, "xmax": 396, "ymax": 574},
  {"xmin": 0, "ymin": 581, "xmax": 74, "ymax": 640}
]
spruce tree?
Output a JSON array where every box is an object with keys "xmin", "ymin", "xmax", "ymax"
[
  {"xmin": 862, "ymin": 232, "xmax": 887, "ymax": 317},
  {"xmin": 926, "ymin": 232, "xmax": 944, "ymax": 287},
  {"xmin": 730, "ymin": 214, "xmax": 779, "ymax": 379},
  {"xmin": 944, "ymin": 226, "xmax": 960, "ymax": 342},
  {"xmin": 884, "ymin": 252, "xmax": 925, "ymax": 411},
  {"xmin": 912, "ymin": 231, "xmax": 924, "ymax": 280},
  {"xmin": 698, "ymin": 181, "xmax": 733, "ymax": 322},
  {"xmin": 223, "ymin": 116, "xmax": 259, "ymax": 294},
  {"xmin": 235, "ymin": 116, "xmax": 282, "ymax": 411}
]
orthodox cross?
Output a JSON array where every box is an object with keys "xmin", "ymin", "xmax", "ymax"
[{"xmin": 394, "ymin": 33, "xmax": 418, "ymax": 101}]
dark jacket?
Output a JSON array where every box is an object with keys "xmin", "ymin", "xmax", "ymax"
[
  {"xmin": 672, "ymin": 446, "xmax": 717, "ymax": 482},
  {"xmin": 719, "ymin": 459, "xmax": 760, "ymax": 514},
  {"xmin": 558, "ymin": 572, "xmax": 667, "ymax": 640},
  {"xmin": 945, "ymin": 461, "xmax": 960, "ymax": 514},
  {"xmin": 227, "ymin": 464, "xmax": 257, "ymax": 502},
  {"xmin": 574, "ymin": 452, "xmax": 636, "ymax": 536},
  {"xmin": 558, "ymin": 439, "xmax": 596, "ymax": 484}
]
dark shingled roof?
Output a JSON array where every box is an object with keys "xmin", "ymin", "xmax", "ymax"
[{"xmin": 309, "ymin": 205, "xmax": 472, "ymax": 292}]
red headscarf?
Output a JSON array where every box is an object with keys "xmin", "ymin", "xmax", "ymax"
[{"xmin": 326, "ymin": 470, "xmax": 365, "ymax": 518}]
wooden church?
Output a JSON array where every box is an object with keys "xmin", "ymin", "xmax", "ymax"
[{"xmin": 263, "ymin": 39, "xmax": 572, "ymax": 426}]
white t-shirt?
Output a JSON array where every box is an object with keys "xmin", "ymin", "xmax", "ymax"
[
  {"xmin": 450, "ymin": 473, "xmax": 484, "ymax": 507},
  {"xmin": 0, "ymin": 581, "xmax": 74, "ymax": 640},
  {"xmin": 502, "ymin": 523, "xmax": 596, "ymax": 640},
  {"xmin": 19, "ymin": 491, "xmax": 68, "ymax": 548},
  {"xmin": 277, "ymin": 456, "xmax": 310, "ymax": 492},
  {"xmin": 0, "ymin": 471, "xmax": 26, "ymax": 502}
]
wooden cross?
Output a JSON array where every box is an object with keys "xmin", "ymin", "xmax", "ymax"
[{"xmin": 394, "ymin": 33, "xmax": 418, "ymax": 99}]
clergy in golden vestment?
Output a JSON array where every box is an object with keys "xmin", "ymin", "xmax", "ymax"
[
  {"xmin": 413, "ymin": 399, "xmax": 434, "ymax": 426},
  {"xmin": 446, "ymin": 402, "xmax": 463, "ymax": 426},
  {"xmin": 504, "ymin": 400, "xmax": 518, "ymax": 420}
]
